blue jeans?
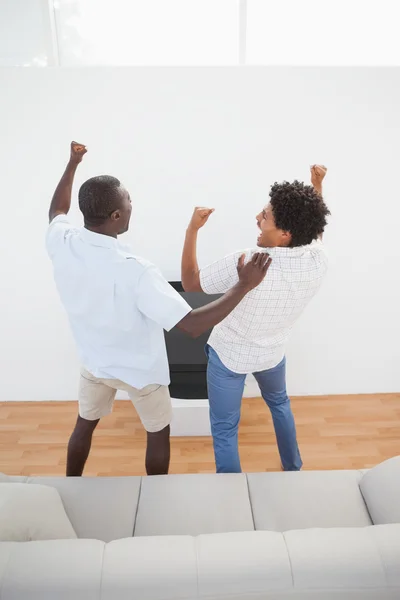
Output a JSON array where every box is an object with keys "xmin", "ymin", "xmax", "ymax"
[{"xmin": 206, "ymin": 345, "xmax": 303, "ymax": 473}]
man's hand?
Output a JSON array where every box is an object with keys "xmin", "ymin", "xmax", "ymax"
[
  {"xmin": 237, "ymin": 252, "xmax": 272, "ymax": 291},
  {"xmin": 310, "ymin": 164, "xmax": 327, "ymax": 190},
  {"xmin": 188, "ymin": 207, "xmax": 215, "ymax": 232},
  {"xmin": 70, "ymin": 141, "xmax": 87, "ymax": 164}
]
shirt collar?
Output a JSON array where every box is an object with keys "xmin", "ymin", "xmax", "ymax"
[
  {"xmin": 264, "ymin": 246, "xmax": 305, "ymax": 258},
  {"xmin": 80, "ymin": 227, "xmax": 119, "ymax": 249},
  {"xmin": 264, "ymin": 241, "xmax": 320, "ymax": 259}
]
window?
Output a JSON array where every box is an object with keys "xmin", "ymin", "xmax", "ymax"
[
  {"xmin": 0, "ymin": 0, "xmax": 55, "ymax": 66},
  {"xmin": 0, "ymin": 0, "xmax": 398, "ymax": 67},
  {"xmin": 54, "ymin": 0, "xmax": 240, "ymax": 66},
  {"xmin": 246, "ymin": 0, "xmax": 400, "ymax": 66}
]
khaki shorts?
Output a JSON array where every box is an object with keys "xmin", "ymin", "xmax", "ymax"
[{"xmin": 78, "ymin": 368, "xmax": 172, "ymax": 433}]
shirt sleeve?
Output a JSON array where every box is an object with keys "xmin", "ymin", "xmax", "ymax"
[
  {"xmin": 136, "ymin": 265, "xmax": 192, "ymax": 332},
  {"xmin": 199, "ymin": 250, "xmax": 252, "ymax": 295},
  {"xmin": 45, "ymin": 214, "xmax": 77, "ymax": 259},
  {"xmin": 309, "ymin": 239, "xmax": 329, "ymax": 266}
]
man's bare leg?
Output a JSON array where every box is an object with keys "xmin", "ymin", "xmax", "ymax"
[
  {"xmin": 67, "ymin": 415, "xmax": 99, "ymax": 476},
  {"xmin": 145, "ymin": 425, "xmax": 170, "ymax": 475}
]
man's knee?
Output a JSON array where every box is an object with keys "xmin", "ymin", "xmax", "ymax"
[
  {"xmin": 211, "ymin": 417, "xmax": 240, "ymax": 438},
  {"xmin": 147, "ymin": 424, "xmax": 170, "ymax": 440},
  {"xmin": 263, "ymin": 391, "xmax": 289, "ymax": 407},
  {"xmin": 72, "ymin": 415, "xmax": 99, "ymax": 437}
]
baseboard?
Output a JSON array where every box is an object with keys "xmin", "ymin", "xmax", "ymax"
[{"xmin": 170, "ymin": 398, "xmax": 211, "ymax": 436}]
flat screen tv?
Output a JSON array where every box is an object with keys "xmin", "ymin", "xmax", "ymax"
[{"xmin": 164, "ymin": 282, "xmax": 221, "ymax": 399}]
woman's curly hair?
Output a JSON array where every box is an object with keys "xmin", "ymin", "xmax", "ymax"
[{"xmin": 269, "ymin": 180, "xmax": 330, "ymax": 247}]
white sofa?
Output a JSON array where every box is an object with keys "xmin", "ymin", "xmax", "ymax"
[{"xmin": 0, "ymin": 456, "xmax": 399, "ymax": 600}]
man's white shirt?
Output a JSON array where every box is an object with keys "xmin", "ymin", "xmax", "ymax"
[
  {"xmin": 200, "ymin": 242, "xmax": 328, "ymax": 374},
  {"xmin": 46, "ymin": 215, "xmax": 191, "ymax": 388}
]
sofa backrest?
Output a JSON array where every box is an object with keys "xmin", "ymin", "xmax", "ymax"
[{"xmin": 1, "ymin": 456, "xmax": 399, "ymax": 541}]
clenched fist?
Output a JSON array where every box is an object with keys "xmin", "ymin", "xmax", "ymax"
[
  {"xmin": 188, "ymin": 207, "xmax": 215, "ymax": 232},
  {"xmin": 70, "ymin": 141, "xmax": 87, "ymax": 164},
  {"xmin": 310, "ymin": 164, "xmax": 327, "ymax": 188}
]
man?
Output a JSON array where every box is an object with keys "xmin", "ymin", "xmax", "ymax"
[
  {"xmin": 181, "ymin": 166, "xmax": 329, "ymax": 473},
  {"xmin": 46, "ymin": 141, "xmax": 271, "ymax": 477}
]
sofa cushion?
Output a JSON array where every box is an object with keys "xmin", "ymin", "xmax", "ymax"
[
  {"xmin": 369, "ymin": 524, "xmax": 400, "ymax": 586},
  {"xmin": 0, "ymin": 483, "xmax": 76, "ymax": 541},
  {"xmin": 0, "ymin": 539, "xmax": 104, "ymax": 600},
  {"xmin": 102, "ymin": 532, "xmax": 293, "ymax": 600},
  {"xmin": 247, "ymin": 470, "xmax": 372, "ymax": 531},
  {"xmin": 284, "ymin": 525, "xmax": 400, "ymax": 591},
  {"xmin": 134, "ymin": 473, "xmax": 254, "ymax": 537},
  {"xmin": 196, "ymin": 531, "xmax": 292, "ymax": 597},
  {"xmin": 0, "ymin": 527, "xmax": 399, "ymax": 600},
  {"xmin": 28, "ymin": 476, "xmax": 141, "ymax": 542},
  {"xmin": 359, "ymin": 456, "xmax": 400, "ymax": 524},
  {"xmin": 102, "ymin": 536, "xmax": 197, "ymax": 600},
  {"xmin": 0, "ymin": 543, "xmax": 16, "ymax": 580}
]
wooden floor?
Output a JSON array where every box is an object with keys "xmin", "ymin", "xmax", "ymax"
[{"xmin": 0, "ymin": 394, "xmax": 399, "ymax": 477}]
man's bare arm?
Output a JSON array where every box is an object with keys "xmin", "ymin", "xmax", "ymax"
[
  {"xmin": 310, "ymin": 164, "xmax": 328, "ymax": 239},
  {"xmin": 48, "ymin": 141, "xmax": 87, "ymax": 223},
  {"xmin": 181, "ymin": 207, "xmax": 214, "ymax": 292}
]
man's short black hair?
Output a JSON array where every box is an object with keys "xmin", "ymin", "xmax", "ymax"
[
  {"xmin": 79, "ymin": 175, "xmax": 122, "ymax": 225},
  {"xmin": 270, "ymin": 180, "xmax": 330, "ymax": 247}
]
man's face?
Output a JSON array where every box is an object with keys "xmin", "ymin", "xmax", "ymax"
[
  {"xmin": 256, "ymin": 204, "xmax": 291, "ymax": 248},
  {"xmin": 112, "ymin": 186, "xmax": 132, "ymax": 235}
]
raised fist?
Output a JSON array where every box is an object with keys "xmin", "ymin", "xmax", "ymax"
[
  {"xmin": 70, "ymin": 141, "xmax": 87, "ymax": 164},
  {"xmin": 310, "ymin": 164, "xmax": 327, "ymax": 187},
  {"xmin": 188, "ymin": 207, "xmax": 215, "ymax": 231}
]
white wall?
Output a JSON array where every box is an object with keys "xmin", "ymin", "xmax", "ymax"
[{"xmin": 0, "ymin": 67, "xmax": 399, "ymax": 400}]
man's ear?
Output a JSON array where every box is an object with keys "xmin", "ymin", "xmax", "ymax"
[
  {"xmin": 110, "ymin": 210, "xmax": 120, "ymax": 222},
  {"xmin": 281, "ymin": 230, "xmax": 292, "ymax": 245}
]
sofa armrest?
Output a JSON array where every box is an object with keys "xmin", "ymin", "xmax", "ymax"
[{"xmin": 359, "ymin": 456, "xmax": 400, "ymax": 524}]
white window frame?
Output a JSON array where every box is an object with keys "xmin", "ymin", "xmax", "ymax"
[
  {"xmin": 41, "ymin": 0, "xmax": 60, "ymax": 65},
  {"xmin": 238, "ymin": 0, "xmax": 247, "ymax": 65}
]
